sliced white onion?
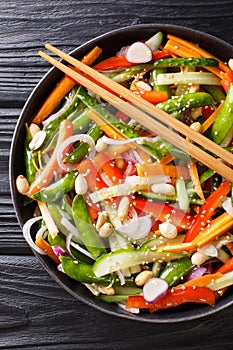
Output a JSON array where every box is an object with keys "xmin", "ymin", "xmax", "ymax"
[
  {"xmin": 23, "ymin": 216, "xmax": 46, "ymax": 255},
  {"xmin": 143, "ymin": 277, "xmax": 168, "ymax": 304},
  {"xmin": 216, "ymin": 234, "xmax": 233, "ymax": 249},
  {"xmin": 117, "ymin": 302, "xmax": 140, "ymax": 314},
  {"xmin": 222, "ymin": 197, "xmax": 233, "ymax": 217},
  {"xmin": 71, "ymin": 241, "xmax": 95, "ymax": 260},
  {"xmin": 113, "ymin": 208, "xmax": 152, "ymax": 240},
  {"xmin": 100, "ymin": 135, "xmax": 159, "ymax": 146},
  {"xmin": 60, "ymin": 216, "xmax": 82, "ymax": 243},
  {"xmin": 35, "ymin": 224, "xmax": 48, "ymax": 240},
  {"xmin": 57, "ymin": 134, "xmax": 96, "ymax": 172},
  {"xmin": 116, "ymin": 270, "xmax": 126, "ymax": 286},
  {"xmin": 197, "ymin": 244, "xmax": 218, "ymax": 257},
  {"xmin": 42, "ymin": 89, "xmax": 76, "ymax": 127},
  {"xmin": 126, "ymin": 42, "xmax": 152, "ymax": 63}
]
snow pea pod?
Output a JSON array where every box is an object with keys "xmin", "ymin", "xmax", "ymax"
[
  {"xmin": 64, "ymin": 123, "xmax": 103, "ymax": 163},
  {"xmin": 60, "ymin": 256, "xmax": 135, "ymax": 286},
  {"xmin": 44, "ymin": 86, "xmax": 83, "ymax": 140},
  {"xmin": 156, "ymin": 92, "xmax": 215, "ymax": 114},
  {"xmin": 77, "ymin": 87, "xmax": 138, "ymax": 138},
  {"xmin": 72, "ymin": 194, "xmax": 106, "ymax": 260},
  {"xmin": 32, "ymin": 171, "xmax": 78, "ymax": 203},
  {"xmin": 211, "ymin": 83, "xmax": 233, "ymax": 144},
  {"xmin": 159, "ymin": 257, "xmax": 194, "ymax": 287},
  {"xmin": 24, "ymin": 124, "xmax": 39, "ymax": 184}
]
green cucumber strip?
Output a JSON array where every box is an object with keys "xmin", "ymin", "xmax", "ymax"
[{"xmin": 93, "ymin": 248, "xmax": 185, "ymax": 277}]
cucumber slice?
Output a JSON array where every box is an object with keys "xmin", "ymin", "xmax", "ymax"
[{"xmin": 93, "ymin": 248, "xmax": 185, "ymax": 277}]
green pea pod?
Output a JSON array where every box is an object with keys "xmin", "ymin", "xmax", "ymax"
[
  {"xmin": 159, "ymin": 257, "xmax": 194, "ymax": 287},
  {"xmin": 60, "ymin": 256, "xmax": 135, "ymax": 286},
  {"xmin": 202, "ymin": 85, "xmax": 226, "ymax": 104},
  {"xmin": 211, "ymin": 83, "xmax": 233, "ymax": 144},
  {"xmin": 44, "ymin": 86, "xmax": 82, "ymax": 140},
  {"xmin": 156, "ymin": 92, "xmax": 215, "ymax": 114},
  {"xmin": 24, "ymin": 124, "xmax": 39, "ymax": 184},
  {"xmin": 64, "ymin": 123, "xmax": 103, "ymax": 163},
  {"xmin": 32, "ymin": 171, "xmax": 78, "ymax": 203},
  {"xmin": 72, "ymin": 194, "xmax": 106, "ymax": 260},
  {"xmin": 77, "ymin": 87, "xmax": 138, "ymax": 138}
]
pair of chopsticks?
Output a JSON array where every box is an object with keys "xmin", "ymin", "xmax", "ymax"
[{"xmin": 38, "ymin": 44, "xmax": 233, "ymax": 182}]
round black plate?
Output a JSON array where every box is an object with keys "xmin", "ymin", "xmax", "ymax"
[{"xmin": 9, "ymin": 24, "xmax": 233, "ymax": 322}]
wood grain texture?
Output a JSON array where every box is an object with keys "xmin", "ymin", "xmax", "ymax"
[{"xmin": 1, "ymin": 0, "xmax": 233, "ymax": 348}]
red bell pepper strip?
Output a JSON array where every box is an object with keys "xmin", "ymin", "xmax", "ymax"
[
  {"xmin": 131, "ymin": 90, "xmax": 168, "ymax": 104},
  {"xmin": 93, "ymin": 151, "xmax": 124, "ymax": 185},
  {"xmin": 126, "ymin": 286, "xmax": 215, "ymax": 311},
  {"xmin": 77, "ymin": 158, "xmax": 108, "ymax": 192},
  {"xmin": 27, "ymin": 120, "xmax": 74, "ymax": 197},
  {"xmin": 217, "ymin": 257, "xmax": 233, "ymax": 274},
  {"xmin": 93, "ymin": 50, "xmax": 171, "ymax": 71},
  {"xmin": 132, "ymin": 198, "xmax": 194, "ymax": 230},
  {"xmin": 184, "ymin": 180, "xmax": 231, "ymax": 243},
  {"xmin": 221, "ymin": 71, "xmax": 233, "ymax": 93}
]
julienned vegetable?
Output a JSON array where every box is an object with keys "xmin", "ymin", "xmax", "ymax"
[{"xmin": 18, "ymin": 30, "xmax": 233, "ymax": 316}]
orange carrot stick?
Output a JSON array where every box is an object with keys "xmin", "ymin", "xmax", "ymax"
[
  {"xmin": 201, "ymin": 102, "xmax": 224, "ymax": 133},
  {"xmin": 164, "ymin": 39, "xmax": 224, "ymax": 78},
  {"xmin": 167, "ymin": 34, "xmax": 230, "ymax": 74},
  {"xmin": 181, "ymin": 272, "xmax": 223, "ymax": 288},
  {"xmin": 35, "ymin": 237, "xmax": 60, "ymax": 264},
  {"xmin": 32, "ymin": 46, "xmax": 102, "ymax": 124},
  {"xmin": 187, "ymin": 161, "xmax": 205, "ymax": 201}
]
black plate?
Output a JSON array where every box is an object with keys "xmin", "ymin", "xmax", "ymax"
[{"xmin": 9, "ymin": 24, "xmax": 233, "ymax": 322}]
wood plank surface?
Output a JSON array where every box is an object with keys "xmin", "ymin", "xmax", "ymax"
[{"xmin": 1, "ymin": 0, "xmax": 233, "ymax": 348}]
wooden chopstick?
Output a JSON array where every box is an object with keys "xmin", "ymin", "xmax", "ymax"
[
  {"xmin": 44, "ymin": 43, "xmax": 233, "ymax": 167},
  {"xmin": 38, "ymin": 47, "xmax": 233, "ymax": 182}
]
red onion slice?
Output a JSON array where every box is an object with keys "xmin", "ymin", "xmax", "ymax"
[
  {"xmin": 126, "ymin": 42, "xmax": 152, "ymax": 63},
  {"xmin": 143, "ymin": 277, "xmax": 168, "ymax": 304},
  {"xmin": 186, "ymin": 266, "xmax": 207, "ymax": 281}
]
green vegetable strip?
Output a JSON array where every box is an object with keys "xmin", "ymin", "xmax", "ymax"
[
  {"xmin": 106, "ymin": 57, "xmax": 219, "ymax": 83},
  {"xmin": 61, "ymin": 256, "xmax": 135, "ymax": 286},
  {"xmin": 211, "ymin": 83, "xmax": 233, "ymax": 144},
  {"xmin": 72, "ymin": 194, "xmax": 106, "ymax": 260},
  {"xmin": 156, "ymin": 92, "xmax": 215, "ymax": 114},
  {"xmin": 159, "ymin": 257, "xmax": 194, "ymax": 287},
  {"xmin": 32, "ymin": 171, "xmax": 78, "ymax": 203},
  {"xmin": 24, "ymin": 124, "xmax": 39, "ymax": 184}
]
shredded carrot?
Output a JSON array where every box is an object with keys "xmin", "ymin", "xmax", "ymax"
[
  {"xmin": 179, "ymin": 272, "xmax": 223, "ymax": 288},
  {"xmin": 159, "ymin": 213, "xmax": 233, "ymax": 253},
  {"xmin": 35, "ymin": 237, "xmax": 60, "ymax": 264},
  {"xmin": 196, "ymin": 213, "xmax": 233, "ymax": 248},
  {"xmin": 201, "ymin": 102, "xmax": 224, "ymax": 133},
  {"xmin": 167, "ymin": 34, "xmax": 230, "ymax": 74},
  {"xmin": 136, "ymin": 162, "xmax": 190, "ymax": 179},
  {"xmin": 159, "ymin": 155, "xmax": 174, "ymax": 165},
  {"xmin": 164, "ymin": 39, "xmax": 224, "ymax": 79},
  {"xmin": 226, "ymin": 242, "xmax": 233, "ymax": 255},
  {"xmin": 188, "ymin": 161, "xmax": 205, "ymax": 201},
  {"xmin": 32, "ymin": 46, "xmax": 102, "ymax": 124}
]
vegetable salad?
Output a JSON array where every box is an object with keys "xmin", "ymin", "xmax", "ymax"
[{"xmin": 16, "ymin": 31, "xmax": 233, "ymax": 314}]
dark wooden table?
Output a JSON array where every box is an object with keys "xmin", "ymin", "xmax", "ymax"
[{"xmin": 1, "ymin": 1, "xmax": 233, "ymax": 348}]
